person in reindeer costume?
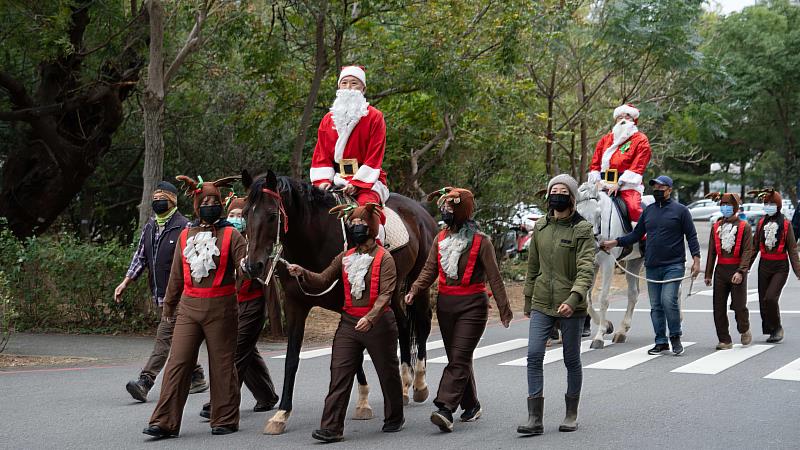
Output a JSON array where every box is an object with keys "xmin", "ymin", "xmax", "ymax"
[
  {"xmin": 285, "ymin": 203, "xmax": 404, "ymax": 443},
  {"xmin": 405, "ymin": 187, "xmax": 513, "ymax": 433},
  {"xmin": 310, "ymin": 65, "xmax": 389, "ymax": 242},
  {"xmin": 588, "ymin": 103, "xmax": 652, "ymax": 223},
  {"xmin": 748, "ymin": 188, "xmax": 800, "ymax": 343},
  {"xmin": 703, "ymin": 193, "xmax": 755, "ymax": 350},
  {"xmin": 197, "ymin": 194, "xmax": 279, "ymax": 420},
  {"xmin": 144, "ymin": 175, "xmax": 246, "ymax": 438}
]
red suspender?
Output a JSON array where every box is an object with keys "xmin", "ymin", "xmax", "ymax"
[
  {"xmin": 342, "ymin": 247, "xmax": 387, "ymax": 317},
  {"xmin": 714, "ymin": 220, "xmax": 746, "ymax": 265},
  {"xmin": 181, "ymin": 227, "xmax": 237, "ymax": 298},
  {"xmin": 437, "ymin": 231, "xmax": 487, "ymax": 296},
  {"xmin": 759, "ymin": 218, "xmax": 790, "ymax": 261}
]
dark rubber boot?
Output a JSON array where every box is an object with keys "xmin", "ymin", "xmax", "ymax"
[
  {"xmin": 517, "ymin": 396, "xmax": 544, "ymax": 435},
  {"xmin": 558, "ymin": 394, "xmax": 579, "ymax": 432}
]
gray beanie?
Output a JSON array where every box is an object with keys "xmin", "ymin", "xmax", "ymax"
[{"xmin": 547, "ymin": 174, "xmax": 579, "ymax": 204}]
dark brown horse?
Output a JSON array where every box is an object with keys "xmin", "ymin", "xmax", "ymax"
[{"xmin": 241, "ymin": 169, "xmax": 437, "ymax": 435}]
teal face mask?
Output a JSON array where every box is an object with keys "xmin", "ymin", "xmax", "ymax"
[
  {"xmin": 228, "ymin": 217, "xmax": 246, "ymax": 232},
  {"xmin": 720, "ymin": 205, "xmax": 734, "ymax": 218},
  {"xmin": 764, "ymin": 204, "xmax": 778, "ymax": 216}
]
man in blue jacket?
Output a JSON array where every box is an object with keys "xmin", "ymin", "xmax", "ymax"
[
  {"xmin": 601, "ymin": 175, "xmax": 701, "ymax": 355},
  {"xmin": 115, "ymin": 181, "xmax": 207, "ymax": 401}
]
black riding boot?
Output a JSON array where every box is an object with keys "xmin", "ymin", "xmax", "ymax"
[
  {"xmin": 558, "ymin": 394, "xmax": 579, "ymax": 432},
  {"xmin": 517, "ymin": 396, "xmax": 544, "ymax": 435}
]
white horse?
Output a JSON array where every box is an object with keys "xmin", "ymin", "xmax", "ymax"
[{"xmin": 575, "ymin": 182, "xmax": 651, "ymax": 349}]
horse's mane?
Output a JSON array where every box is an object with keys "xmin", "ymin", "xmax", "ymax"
[{"xmin": 247, "ymin": 174, "xmax": 337, "ymax": 220}]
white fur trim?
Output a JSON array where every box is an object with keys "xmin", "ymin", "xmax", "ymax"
[
  {"xmin": 619, "ymin": 170, "xmax": 643, "ymax": 186},
  {"xmin": 353, "ymin": 164, "xmax": 380, "ymax": 184},
  {"xmin": 588, "ymin": 170, "xmax": 601, "ymax": 183},
  {"xmin": 183, "ymin": 231, "xmax": 219, "ymax": 283},
  {"xmin": 338, "ymin": 66, "xmax": 366, "ymax": 86},
  {"xmin": 613, "ymin": 104, "xmax": 640, "ymax": 120},
  {"xmin": 333, "ymin": 173, "xmax": 348, "ymax": 187},
  {"xmin": 718, "ymin": 222, "xmax": 737, "ymax": 253},
  {"xmin": 764, "ymin": 221, "xmax": 779, "ymax": 250},
  {"xmin": 343, "ymin": 251, "xmax": 374, "ymax": 300},
  {"xmin": 310, "ymin": 166, "xmax": 335, "ymax": 183},
  {"xmin": 439, "ymin": 234, "xmax": 470, "ymax": 279},
  {"xmin": 371, "ymin": 180, "xmax": 390, "ymax": 204}
]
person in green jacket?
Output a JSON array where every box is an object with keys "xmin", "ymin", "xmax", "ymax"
[{"xmin": 518, "ymin": 174, "xmax": 595, "ymax": 436}]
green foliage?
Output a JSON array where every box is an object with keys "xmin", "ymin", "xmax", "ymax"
[
  {"xmin": 0, "ymin": 224, "xmax": 156, "ymax": 333},
  {"xmin": 0, "ymin": 270, "xmax": 16, "ymax": 352}
]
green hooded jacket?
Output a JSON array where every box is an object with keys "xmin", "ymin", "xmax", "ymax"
[{"xmin": 523, "ymin": 211, "xmax": 595, "ymax": 317}]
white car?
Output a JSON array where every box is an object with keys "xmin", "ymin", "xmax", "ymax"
[{"xmin": 688, "ymin": 199, "xmax": 719, "ymax": 221}]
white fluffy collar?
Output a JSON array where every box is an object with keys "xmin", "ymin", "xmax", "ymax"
[
  {"xmin": 343, "ymin": 251, "xmax": 374, "ymax": 300},
  {"xmin": 183, "ymin": 231, "xmax": 219, "ymax": 283},
  {"xmin": 439, "ymin": 233, "xmax": 471, "ymax": 279},
  {"xmin": 717, "ymin": 222, "xmax": 738, "ymax": 253},
  {"xmin": 764, "ymin": 221, "xmax": 779, "ymax": 250}
]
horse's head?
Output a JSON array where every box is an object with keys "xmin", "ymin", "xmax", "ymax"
[
  {"xmin": 242, "ymin": 168, "xmax": 285, "ymax": 281},
  {"xmin": 577, "ymin": 181, "xmax": 602, "ymax": 236}
]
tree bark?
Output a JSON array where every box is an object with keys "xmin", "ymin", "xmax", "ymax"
[{"xmin": 290, "ymin": 0, "xmax": 330, "ymax": 179}]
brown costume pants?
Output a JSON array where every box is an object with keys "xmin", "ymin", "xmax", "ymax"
[
  {"xmin": 321, "ymin": 312, "xmax": 403, "ymax": 434},
  {"xmin": 434, "ymin": 293, "xmax": 488, "ymax": 412},
  {"xmin": 712, "ymin": 264, "xmax": 750, "ymax": 344},
  {"xmin": 141, "ymin": 306, "xmax": 203, "ymax": 382},
  {"xmin": 758, "ymin": 259, "xmax": 789, "ymax": 334},
  {"xmin": 149, "ymin": 296, "xmax": 240, "ymax": 432},
  {"xmin": 236, "ymin": 298, "xmax": 278, "ymax": 405}
]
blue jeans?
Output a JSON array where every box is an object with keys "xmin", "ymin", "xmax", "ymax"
[
  {"xmin": 526, "ymin": 311, "xmax": 583, "ymax": 397},
  {"xmin": 645, "ymin": 263, "xmax": 685, "ymax": 344}
]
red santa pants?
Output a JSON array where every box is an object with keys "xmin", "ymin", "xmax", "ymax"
[
  {"xmin": 354, "ymin": 188, "xmax": 386, "ymax": 224},
  {"xmin": 620, "ymin": 189, "xmax": 642, "ymax": 222}
]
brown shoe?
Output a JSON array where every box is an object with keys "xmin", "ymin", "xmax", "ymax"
[
  {"xmin": 715, "ymin": 342, "xmax": 733, "ymax": 350},
  {"xmin": 741, "ymin": 330, "xmax": 752, "ymax": 346}
]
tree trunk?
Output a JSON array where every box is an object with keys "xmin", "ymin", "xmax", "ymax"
[
  {"xmin": 290, "ymin": 0, "xmax": 329, "ymax": 179},
  {"xmin": 577, "ymin": 80, "xmax": 589, "ymax": 182},
  {"xmin": 0, "ymin": 4, "xmax": 147, "ymax": 238}
]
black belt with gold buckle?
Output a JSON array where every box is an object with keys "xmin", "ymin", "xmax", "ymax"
[{"xmin": 601, "ymin": 169, "xmax": 619, "ymax": 184}]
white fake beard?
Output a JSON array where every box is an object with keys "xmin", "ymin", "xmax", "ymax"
[
  {"xmin": 330, "ymin": 89, "xmax": 369, "ymax": 163},
  {"xmin": 718, "ymin": 222, "xmax": 737, "ymax": 253},
  {"xmin": 439, "ymin": 233, "xmax": 470, "ymax": 279},
  {"xmin": 343, "ymin": 251, "xmax": 374, "ymax": 300},
  {"xmin": 764, "ymin": 221, "xmax": 779, "ymax": 250},
  {"xmin": 601, "ymin": 120, "xmax": 638, "ymax": 171},
  {"xmin": 183, "ymin": 231, "xmax": 219, "ymax": 283}
]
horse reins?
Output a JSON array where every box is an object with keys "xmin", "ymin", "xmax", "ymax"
[{"xmin": 251, "ymin": 186, "xmax": 340, "ymax": 297}]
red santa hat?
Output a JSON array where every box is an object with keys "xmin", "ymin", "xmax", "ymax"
[
  {"xmin": 613, "ymin": 103, "xmax": 640, "ymax": 123},
  {"xmin": 338, "ymin": 65, "xmax": 366, "ymax": 87}
]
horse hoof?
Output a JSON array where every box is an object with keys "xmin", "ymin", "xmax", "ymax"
[
  {"xmin": 263, "ymin": 410, "xmax": 289, "ymax": 435},
  {"xmin": 604, "ymin": 322, "xmax": 615, "ymax": 335},
  {"xmin": 353, "ymin": 406, "xmax": 374, "ymax": 420},
  {"xmin": 612, "ymin": 333, "xmax": 627, "ymax": 344},
  {"xmin": 589, "ymin": 339, "xmax": 605, "ymax": 350},
  {"xmin": 403, "ymin": 393, "xmax": 409, "ymax": 406},
  {"xmin": 413, "ymin": 386, "xmax": 429, "ymax": 403}
]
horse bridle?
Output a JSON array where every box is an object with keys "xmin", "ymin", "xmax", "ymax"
[{"xmin": 576, "ymin": 193, "xmax": 602, "ymax": 239}]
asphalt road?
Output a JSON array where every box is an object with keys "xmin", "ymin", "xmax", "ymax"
[{"xmin": 2, "ymin": 221, "xmax": 800, "ymax": 449}]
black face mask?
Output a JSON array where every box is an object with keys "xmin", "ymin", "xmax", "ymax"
[
  {"xmin": 548, "ymin": 193, "xmax": 571, "ymax": 212},
  {"xmin": 152, "ymin": 199, "xmax": 170, "ymax": 214},
  {"xmin": 199, "ymin": 205, "xmax": 222, "ymax": 224},
  {"xmin": 350, "ymin": 224, "xmax": 371, "ymax": 245},
  {"xmin": 653, "ymin": 189, "xmax": 668, "ymax": 202},
  {"xmin": 441, "ymin": 210, "xmax": 456, "ymax": 227}
]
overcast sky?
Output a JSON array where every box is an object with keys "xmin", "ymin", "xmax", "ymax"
[{"xmin": 704, "ymin": 0, "xmax": 759, "ymax": 14}]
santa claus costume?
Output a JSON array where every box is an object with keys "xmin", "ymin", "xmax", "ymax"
[
  {"xmin": 310, "ymin": 66, "xmax": 388, "ymax": 237},
  {"xmin": 588, "ymin": 104, "xmax": 652, "ymax": 222},
  {"xmin": 749, "ymin": 189, "xmax": 800, "ymax": 343}
]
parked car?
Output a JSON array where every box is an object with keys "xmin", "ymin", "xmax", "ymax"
[
  {"xmin": 688, "ymin": 199, "xmax": 719, "ymax": 221},
  {"xmin": 708, "ymin": 203, "xmax": 765, "ymax": 227}
]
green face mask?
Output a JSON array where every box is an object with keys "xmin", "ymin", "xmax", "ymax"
[{"xmin": 228, "ymin": 217, "xmax": 245, "ymax": 232}]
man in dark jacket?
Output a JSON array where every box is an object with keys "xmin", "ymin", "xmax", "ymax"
[
  {"xmin": 601, "ymin": 175, "xmax": 701, "ymax": 356},
  {"xmin": 115, "ymin": 181, "xmax": 207, "ymax": 402}
]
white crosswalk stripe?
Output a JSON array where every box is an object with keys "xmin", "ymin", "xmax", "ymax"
[
  {"xmin": 764, "ymin": 357, "xmax": 800, "ymax": 381},
  {"xmin": 363, "ymin": 339, "xmax": 446, "ymax": 361},
  {"xmin": 585, "ymin": 342, "xmax": 697, "ymax": 370},
  {"xmin": 672, "ymin": 344, "xmax": 772, "ymax": 375},
  {"xmin": 499, "ymin": 339, "xmax": 613, "ymax": 367},
  {"xmin": 428, "ymin": 338, "xmax": 528, "ymax": 364},
  {"xmin": 272, "ymin": 347, "xmax": 332, "ymax": 360}
]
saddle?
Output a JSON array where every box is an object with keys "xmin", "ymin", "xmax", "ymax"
[{"xmin": 333, "ymin": 193, "xmax": 410, "ymax": 252}]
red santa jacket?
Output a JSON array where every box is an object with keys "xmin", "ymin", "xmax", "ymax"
[
  {"xmin": 310, "ymin": 105, "xmax": 388, "ymax": 202},
  {"xmin": 589, "ymin": 131, "xmax": 651, "ymax": 192}
]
